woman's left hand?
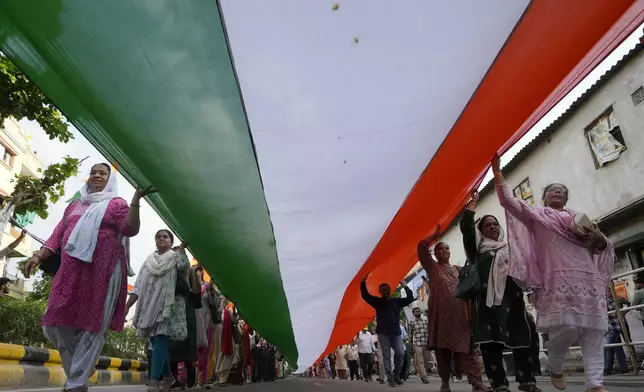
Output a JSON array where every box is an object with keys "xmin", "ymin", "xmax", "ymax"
[
  {"xmin": 582, "ymin": 225, "xmax": 607, "ymax": 250},
  {"xmin": 470, "ymin": 190, "xmax": 479, "ymax": 204},
  {"xmin": 133, "ymin": 185, "xmax": 158, "ymax": 202}
]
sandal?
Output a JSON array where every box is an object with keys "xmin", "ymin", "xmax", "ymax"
[
  {"xmin": 160, "ymin": 377, "xmax": 175, "ymax": 392},
  {"xmin": 586, "ymin": 387, "xmax": 608, "ymax": 392},
  {"xmin": 473, "ymin": 384, "xmax": 493, "ymax": 392},
  {"xmin": 550, "ymin": 373, "xmax": 566, "ymax": 391}
]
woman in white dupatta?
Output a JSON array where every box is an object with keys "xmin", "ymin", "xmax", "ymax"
[
  {"xmin": 461, "ymin": 190, "xmax": 537, "ymax": 392},
  {"xmin": 127, "ymin": 230, "xmax": 189, "ymax": 392},
  {"xmin": 23, "ymin": 163, "xmax": 155, "ymax": 392}
]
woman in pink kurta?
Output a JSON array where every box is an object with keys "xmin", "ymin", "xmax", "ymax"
[
  {"xmin": 491, "ymin": 156, "xmax": 614, "ymax": 392},
  {"xmin": 23, "ymin": 163, "xmax": 155, "ymax": 392}
]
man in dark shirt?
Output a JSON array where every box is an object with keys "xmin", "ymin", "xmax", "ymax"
[{"xmin": 360, "ymin": 274, "xmax": 414, "ymax": 387}]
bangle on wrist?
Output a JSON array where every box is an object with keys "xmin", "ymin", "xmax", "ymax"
[{"xmin": 130, "ymin": 203, "xmax": 140, "ymax": 207}]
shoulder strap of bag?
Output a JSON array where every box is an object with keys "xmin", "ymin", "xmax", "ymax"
[{"xmin": 58, "ymin": 201, "xmax": 74, "ymax": 252}]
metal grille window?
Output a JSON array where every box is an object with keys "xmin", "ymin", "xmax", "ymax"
[{"xmin": 632, "ymin": 86, "xmax": 644, "ymax": 106}]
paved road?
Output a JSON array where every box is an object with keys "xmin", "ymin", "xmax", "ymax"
[{"xmin": 5, "ymin": 376, "xmax": 644, "ymax": 392}]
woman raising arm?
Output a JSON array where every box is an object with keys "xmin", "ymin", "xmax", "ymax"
[
  {"xmin": 492, "ymin": 154, "xmax": 614, "ymax": 392},
  {"xmin": 460, "ymin": 190, "xmax": 538, "ymax": 392}
]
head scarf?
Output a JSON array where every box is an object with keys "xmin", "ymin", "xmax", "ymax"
[
  {"xmin": 476, "ymin": 216, "xmax": 509, "ymax": 308},
  {"xmin": 64, "ymin": 166, "xmax": 133, "ymax": 275},
  {"xmin": 133, "ymin": 249, "xmax": 181, "ymax": 330}
]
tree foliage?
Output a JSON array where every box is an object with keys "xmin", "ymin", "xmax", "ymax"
[
  {"xmin": 27, "ymin": 273, "xmax": 53, "ymax": 301},
  {"xmin": 0, "ymin": 55, "xmax": 82, "ymax": 221},
  {"xmin": 0, "ymin": 55, "xmax": 73, "ymax": 142},
  {"xmin": 0, "ymin": 297, "xmax": 146, "ymax": 359},
  {"xmin": 104, "ymin": 328, "xmax": 147, "ymax": 360},
  {"xmin": 9, "ymin": 156, "xmax": 84, "ymax": 219},
  {"xmin": 0, "ymin": 297, "xmax": 51, "ymax": 348}
]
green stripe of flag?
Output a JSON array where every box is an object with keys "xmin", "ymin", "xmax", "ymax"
[{"xmin": 0, "ymin": 0, "xmax": 298, "ymax": 367}]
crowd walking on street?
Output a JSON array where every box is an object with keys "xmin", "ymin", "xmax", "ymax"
[
  {"xmin": 21, "ymin": 163, "xmax": 289, "ymax": 392},
  {"xmin": 12, "ymin": 158, "xmax": 637, "ymax": 392},
  {"xmin": 307, "ymin": 154, "xmax": 621, "ymax": 392}
]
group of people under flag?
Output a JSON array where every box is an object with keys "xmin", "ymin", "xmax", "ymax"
[
  {"xmin": 19, "ymin": 156, "xmax": 621, "ymax": 392},
  {"xmin": 312, "ymin": 156, "xmax": 615, "ymax": 392},
  {"xmin": 22, "ymin": 163, "xmax": 287, "ymax": 392},
  {"xmin": 130, "ymin": 254, "xmax": 287, "ymax": 389}
]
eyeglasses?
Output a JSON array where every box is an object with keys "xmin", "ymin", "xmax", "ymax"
[{"xmin": 546, "ymin": 187, "xmax": 567, "ymax": 195}]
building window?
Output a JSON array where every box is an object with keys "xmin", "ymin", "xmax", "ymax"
[
  {"xmin": 0, "ymin": 144, "xmax": 14, "ymax": 167},
  {"xmin": 632, "ymin": 86, "xmax": 644, "ymax": 106},
  {"xmin": 584, "ymin": 108, "xmax": 626, "ymax": 168},
  {"xmin": 513, "ymin": 178, "xmax": 535, "ymax": 206}
]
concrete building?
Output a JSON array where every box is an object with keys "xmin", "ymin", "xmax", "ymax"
[
  {"xmin": 0, "ymin": 117, "xmax": 44, "ymax": 278},
  {"xmin": 408, "ymin": 41, "xmax": 644, "ymax": 351}
]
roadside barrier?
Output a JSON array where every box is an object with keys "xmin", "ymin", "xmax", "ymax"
[{"xmin": 0, "ymin": 343, "xmax": 148, "ymax": 388}]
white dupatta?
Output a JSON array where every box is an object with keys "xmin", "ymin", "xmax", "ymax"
[
  {"xmin": 64, "ymin": 166, "xmax": 134, "ymax": 276},
  {"xmin": 476, "ymin": 224, "xmax": 510, "ymax": 308}
]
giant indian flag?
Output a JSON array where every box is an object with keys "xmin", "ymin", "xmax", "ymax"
[{"xmin": 1, "ymin": 0, "xmax": 642, "ymax": 370}]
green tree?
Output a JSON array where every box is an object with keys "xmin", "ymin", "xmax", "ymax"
[
  {"xmin": 0, "ymin": 297, "xmax": 146, "ymax": 359},
  {"xmin": 0, "ymin": 297, "xmax": 50, "ymax": 348},
  {"xmin": 0, "ymin": 56, "xmax": 73, "ymax": 142},
  {"xmin": 0, "ymin": 55, "xmax": 83, "ymax": 237},
  {"xmin": 7, "ymin": 156, "xmax": 84, "ymax": 220},
  {"xmin": 27, "ymin": 273, "xmax": 52, "ymax": 301}
]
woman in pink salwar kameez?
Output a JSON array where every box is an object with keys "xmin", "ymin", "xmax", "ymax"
[
  {"xmin": 492, "ymin": 156, "xmax": 614, "ymax": 392},
  {"xmin": 23, "ymin": 163, "xmax": 155, "ymax": 392}
]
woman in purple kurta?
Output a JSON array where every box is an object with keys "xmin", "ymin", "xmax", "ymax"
[
  {"xmin": 491, "ymin": 156, "xmax": 614, "ymax": 392},
  {"xmin": 24, "ymin": 163, "xmax": 156, "ymax": 392}
]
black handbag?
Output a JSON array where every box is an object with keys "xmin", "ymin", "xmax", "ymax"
[
  {"xmin": 38, "ymin": 252, "xmax": 61, "ymax": 276},
  {"xmin": 456, "ymin": 258, "xmax": 481, "ymax": 300},
  {"xmin": 37, "ymin": 207, "xmax": 70, "ymax": 276}
]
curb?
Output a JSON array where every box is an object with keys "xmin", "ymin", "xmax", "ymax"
[{"xmin": 0, "ymin": 343, "xmax": 148, "ymax": 388}]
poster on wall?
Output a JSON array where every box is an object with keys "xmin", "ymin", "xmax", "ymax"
[{"xmin": 614, "ymin": 281, "xmax": 628, "ymax": 300}]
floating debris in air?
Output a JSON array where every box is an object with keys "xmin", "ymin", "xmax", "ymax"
[{"xmin": 332, "ymin": 3, "xmax": 340, "ymax": 11}]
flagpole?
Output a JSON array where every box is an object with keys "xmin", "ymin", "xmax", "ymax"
[{"xmin": 9, "ymin": 217, "xmax": 46, "ymax": 245}]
